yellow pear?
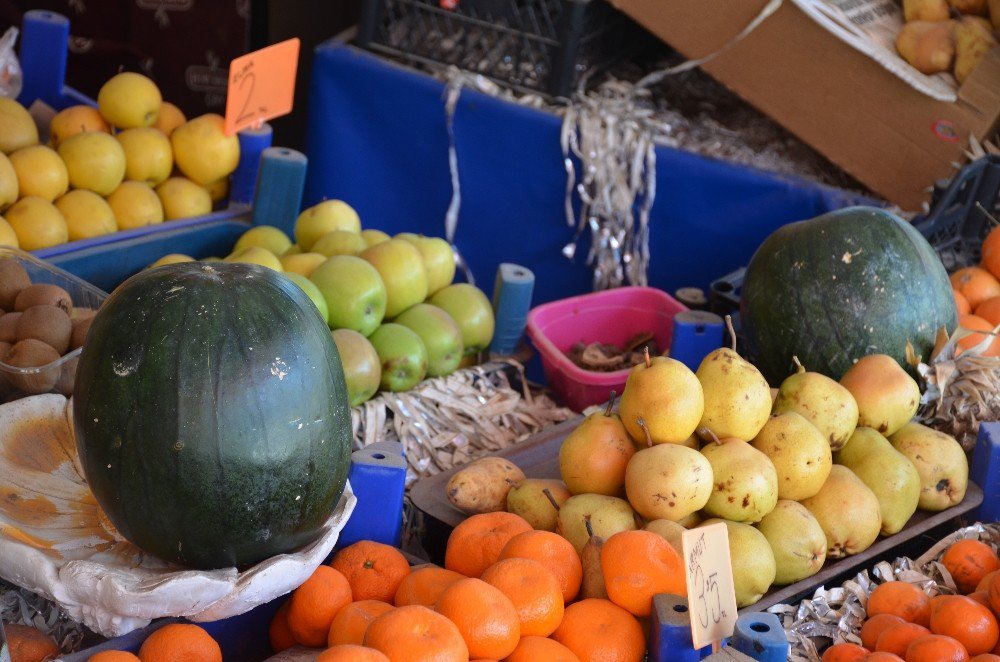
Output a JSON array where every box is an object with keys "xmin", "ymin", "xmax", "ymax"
[
  {"xmin": 949, "ymin": 0, "xmax": 988, "ymax": 14},
  {"xmin": 54, "ymin": 190, "xmax": 117, "ymax": 241},
  {"xmin": 559, "ymin": 394, "xmax": 635, "ymax": 496},
  {"xmin": 117, "ymin": 127, "xmax": 173, "ymax": 186},
  {"xmin": 904, "ymin": 0, "xmax": 951, "ymax": 20},
  {"xmin": 751, "ymin": 411, "xmax": 832, "ymax": 501},
  {"xmin": 280, "ymin": 252, "xmax": 326, "ymax": 277},
  {"xmin": 0, "ymin": 216, "xmax": 18, "ymax": 248},
  {"xmin": 700, "ymin": 435, "xmax": 778, "ymax": 523},
  {"xmin": 107, "ymin": 181, "xmax": 164, "ymax": 230},
  {"xmin": 0, "ymin": 152, "xmax": 17, "ymax": 210},
  {"xmin": 49, "ymin": 105, "xmax": 111, "ymax": 148},
  {"xmin": 295, "ymin": 200, "xmax": 362, "ymax": 250},
  {"xmin": 505, "ymin": 478, "xmax": 571, "ymax": 531},
  {"xmin": 800, "ymin": 465, "xmax": 882, "ymax": 558},
  {"xmin": 153, "ymin": 101, "xmax": 186, "ymax": 136},
  {"xmin": 0, "ymin": 98, "xmax": 38, "ymax": 154},
  {"xmin": 701, "ymin": 519, "xmax": 775, "ymax": 607},
  {"xmin": 57, "ymin": 132, "xmax": 126, "ymax": 196},
  {"xmin": 9, "ymin": 145, "xmax": 68, "ymax": 201},
  {"xmin": 839, "ymin": 354, "xmax": 920, "ymax": 436},
  {"xmin": 990, "ymin": 0, "xmax": 1000, "ymax": 28},
  {"xmin": 644, "ymin": 519, "xmax": 685, "ymax": 554},
  {"xmin": 954, "ymin": 15, "xmax": 998, "ymax": 82},
  {"xmin": 618, "ymin": 350, "xmax": 704, "ymax": 445},
  {"xmin": 579, "ymin": 522, "xmax": 609, "ymax": 599},
  {"xmin": 97, "ymin": 72, "xmax": 162, "ymax": 129},
  {"xmin": 835, "ymin": 427, "xmax": 920, "ymax": 534},
  {"xmin": 234, "ymin": 225, "xmax": 293, "ymax": 256},
  {"xmin": 4, "ymin": 197, "xmax": 68, "ymax": 250},
  {"xmin": 896, "ymin": 20, "xmax": 956, "ymax": 74},
  {"xmin": 889, "ymin": 422, "xmax": 968, "ymax": 511},
  {"xmin": 773, "ymin": 357, "xmax": 859, "ymax": 450},
  {"xmin": 624, "ymin": 418, "xmax": 713, "ymax": 521},
  {"xmin": 756, "ymin": 500, "xmax": 826, "ymax": 585},
  {"xmin": 171, "ymin": 114, "xmax": 240, "ymax": 185},
  {"xmin": 155, "ymin": 177, "xmax": 212, "ymax": 220},
  {"xmin": 556, "ymin": 493, "xmax": 637, "ymax": 554}
]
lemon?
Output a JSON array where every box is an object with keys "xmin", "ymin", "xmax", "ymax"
[
  {"xmin": 0, "ymin": 98, "xmax": 39, "ymax": 154},
  {"xmin": 9, "ymin": 145, "xmax": 68, "ymax": 202},
  {"xmin": 280, "ymin": 252, "xmax": 327, "ymax": 277},
  {"xmin": 57, "ymin": 132, "xmax": 127, "ymax": 197},
  {"xmin": 117, "ymin": 127, "xmax": 173, "ymax": 186},
  {"xmin": 155, "ymin": 176, "xmax": 211, "ymax": 220},
  {"xmin": 5, "ymin": 197, "xmax": 68, "ymax": 250},
  {"xmin": 361, "ymin": 228, "xmax": 391, "ymax": 248},
  {"xmin": 97, "ymin": 72, "xmax": 162, "ymax": 129},
  {"xmin": 233, "ymin": 225, "xmax": 293, "ymax": 256},
  {"xmin": 171, "ymin": 114, "xmax": 240, "ymax": 185},
  {"xmin": 149, "ymin": 253, "xmax": 194, "ymax": 268},
  {"xmin": 225, "ymin": 246, "xmax": 282, "ymax": 271},
  {"xmin": 0, "ymin": 152, "xmax": 18, "ymax": 210},
  {"xmin": 153, "ymin": 101, "xmax": 186, "ymax": 136},
  {"xmin": 54, "ymin": 190, "xmax": 117, "ymax": 241},
  {"xmin": 312, "ymin": 230, "xmax": 365, "ymax": 257},
  {"xmin": 294, "ymin": 200, "xmax": 361, "ymax": 251},
  {"xmin": 107, "ymin": 182, "xmax": 164, "ymax": 230},
  {"xmin": 0, "ymin": 216, "xmax": 18, "ymax": 248},
  {"xmin": 205, "ymin": 176, "xmax": 229, "ymax": 204},
  {"xmin": 49, "ymin": 105, "xmax": 111, "ymax": 147}
]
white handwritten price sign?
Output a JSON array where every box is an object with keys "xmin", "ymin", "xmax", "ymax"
[
  {"xmin": 681, "ymin": 522, "xmax": 738, "ymax": 650},
  {"xmin": 224, "ymin": 38, "xmax": 300, "ymax": 136}
]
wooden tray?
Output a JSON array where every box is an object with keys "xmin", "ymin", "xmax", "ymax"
[{"xmin": 409, "ymin": 418, "xmax": 985, "ymax": 612}]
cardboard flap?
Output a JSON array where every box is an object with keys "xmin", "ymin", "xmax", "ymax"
[{"xmin": 959, "ymin": 46, "xmax": 1000, "ymax": 132}]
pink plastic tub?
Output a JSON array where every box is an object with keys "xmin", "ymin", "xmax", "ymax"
[{"xmin": 526, "ymin": 286, "xmax": 688, "ymax": 412}]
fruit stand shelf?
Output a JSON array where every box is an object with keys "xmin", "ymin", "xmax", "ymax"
[{"xmin": 409, "ymin": 418, "xmax": 986, "ymax": 613}]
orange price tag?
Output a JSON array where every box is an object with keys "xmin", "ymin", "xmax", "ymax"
[
  {"xmin": 681, "ymin": 522, "xmax": 738, "ymax": 650},
  {"xmin": 224, "ymin": 38, "xmax": 300, "ymax": 136}
]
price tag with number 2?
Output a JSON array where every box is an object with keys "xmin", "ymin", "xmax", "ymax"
[
  {"xmin": 224, "ymin": 38, "xmax": 300, "ymax": 136},
  {"xmin": 682, "ymin": 522, "xmax": 738, "ymax": 651}
]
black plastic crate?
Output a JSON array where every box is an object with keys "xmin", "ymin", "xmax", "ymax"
[{"xmin": 356, "ymin": 0, "xmax": 647, "ymax": 97}]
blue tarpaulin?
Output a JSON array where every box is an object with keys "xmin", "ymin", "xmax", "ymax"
[{"xmin": 304, "ymin": 41, "xmax": 875, "ymax": 307}]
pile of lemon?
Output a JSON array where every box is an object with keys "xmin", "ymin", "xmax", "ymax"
[{"xmin": 0, "ymin": 72, "xmax": 240, "ymax": 251}]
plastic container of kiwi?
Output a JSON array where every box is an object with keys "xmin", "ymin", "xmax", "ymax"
[{"xmin": 0, "ymin": 247, "xmax": 108, "ymax": 401}]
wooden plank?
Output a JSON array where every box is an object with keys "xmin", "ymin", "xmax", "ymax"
[{"xmin": 409, "ymin": 420, "xmax": 985, "ymax": 612}]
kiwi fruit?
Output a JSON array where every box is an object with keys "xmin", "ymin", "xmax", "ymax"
[
  {"xmin": 16, "ymin": 305, "xmax": 72, "ymax": 354},
  {"xmin": 14, "ymin": 284, "xmax": 73, "ymax": 315},
  {"xmin": 4, "ymin": 339, "xmax": 61, "ymax": 394},
  {"xmin": 70, "ymin": 315, "xmax": 94, "ymax": 351},
  {"xmin": 0, "ymin": 260, "xmax": 31, "ymax": 310},
  {"xmin": 0, "ymin": 312, "xmax": 21, "ymax": 343}
]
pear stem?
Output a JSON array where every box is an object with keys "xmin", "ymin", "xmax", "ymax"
[
  {"xmin": 725, "ymin": 315, "xmax": 737, "ymax": 353},
  {"xmin": 604, "ymin": 391, "xmax": 617, "ymax": 417},
  {"xmin": 585, "ymin": 517, "xmax": 595, "ymax": 539},
  {"xmin": 637, "ymin": 417, "xmax": 654, "ymax": 448},
  {"xmin": 791, "ymin": 355, "xmax": 805, "ymax": 374},
  {"xmin": 542, "ymin": 488, "xmax": 561, "ymax": 512},
  {"xmin": 643, "ymin": 346, "xmax": 651, "ymax": 368},
  {"xmin": 699, "ymin": 427, "xmax": 723, "ymax": 445}
]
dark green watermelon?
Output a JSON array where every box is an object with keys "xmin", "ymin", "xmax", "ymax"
[
  {"xmin": 73, "ymin": 262, "xmax": 351, "ymax": 569},
  {"xmin": 740, "ymin": 206, "xmax": 956, "ymax": 384}
]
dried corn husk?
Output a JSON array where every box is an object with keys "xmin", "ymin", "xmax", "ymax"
[
  {"xmin": 909, "ymin": 325, "xmax": 1000, "ymax": 451},
  {"xmin": 351, "ymin": 360, "xmax": 573, "ymax": 486},
  {"xmin": 770, "ymin": 522, "xmax": 1000, "ymax": 661}
]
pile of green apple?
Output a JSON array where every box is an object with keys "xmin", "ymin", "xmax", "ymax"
[{"xmin": 149, "ymin": 199, "xmax": 495, "ymax": 406}]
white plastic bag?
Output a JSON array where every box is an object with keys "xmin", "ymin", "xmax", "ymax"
[{"xmin": 0, "ymin": 27, "xmax": 22, "ymax": 99}]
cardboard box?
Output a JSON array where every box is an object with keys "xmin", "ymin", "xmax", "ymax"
[{"xmin": 609, "ymin": 0, "xmax": 1000, "ymax": 211}]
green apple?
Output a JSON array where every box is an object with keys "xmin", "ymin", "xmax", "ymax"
[
  {"xmin": 233, "ymin": 225, "xmax": 293, "ymax": 256},
  {"xmin": 361, "ymin": 228, "xmax": 391, "ymax": 248},
  {"xmin": 295, "ymin": 200, "xmax": 361, "ymax": 250},
  {"xmin": 224, "ymin": 246, "xmax": 282, "ymax": 271},
  {"xmin": 360, "ymin": 239, "xmax": 428, "ymax": 319},
  {"xmin": 57, "ymin": 131, "xmax": 126, "ymax": 196},
  {"xmin": 368, "ymin": 323, "xmax": 428, "ymax": 392},
  {"xmin": 396, "ymin": 233, "xmax": 456, "ymax": 295},
  {"xmin": 312, "ymin": 230, "xmax": 365, "ymax": 257},
  {"xmin": 116, "ymin": 127, "xmax": 173, "ymax": 186},
  {"xmin": 429, "ymin": 283, "xmax": 496, "ymax": 357},
  {"xmin": 155, "ymin": 176, "xmax": 212, "ymax": 220},
  {"xmin": 283, "ymin": 272, "xmax": 329, "ymax": 325},
  {"xmin": 331, "ymin": 328, "xmax": 382, "ymax": 406},
  {"xmin": 309, "ymin": 255, "xmax": 387, "ymax": 335},
  {"xmin": 394, "ymin": 303, "xmax": 464, "ymax": 377}
]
